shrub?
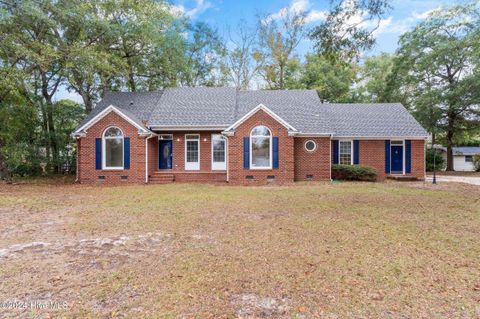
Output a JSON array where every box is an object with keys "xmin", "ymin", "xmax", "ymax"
[
  {"xmin": 473, "ymin": 155, "xmax": 480, "ymax": 172},
  {"xmin": 425, "ymin": 148, "xmax": 445, "ymax": 171},
  {"xmin": 332, "ymin": 164, "xmax": 377, "ymax": 181}
]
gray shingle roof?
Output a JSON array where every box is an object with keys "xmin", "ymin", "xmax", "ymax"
[
  {"xmin": 324, "ymin": 103, "xmax": 428, "ymax": 137},
  {"xmin": 148, "ymin": 87, "xmax": 236, "ymax": 126},
  {"xmin": 441, "ymin": 147, "xmax": 480, "ymax": 155},
  {"xmin": 75, "ymin": 88, "xmax": 428, "ymax": 138}
]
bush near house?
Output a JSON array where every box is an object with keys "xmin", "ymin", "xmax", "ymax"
[
  {"xmin": 332, "ymin": 164, "xmax": 377, "ymax": 181},
  {"xmin": 425, "ymin": 148, "xmax": 445, "ymax": 172},
  {"xmin": 473, "ymin": 155, "xmax": 480, "ymax": 172}
]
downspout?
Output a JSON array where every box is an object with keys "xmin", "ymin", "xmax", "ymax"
[
  {"xmin": 75, "ymin": 137, "xmax": 80, "ymax": 182},
  {"xmin": 145, "ymin": 133, "xmax": 156, "ymax": 184},
  {"xmin": 329, "ymin": 134, "xmax": 333, "ymax": 182},
  {"xmin": 226, "ymin": 136, "xmax": 229, "ymax": 182}
]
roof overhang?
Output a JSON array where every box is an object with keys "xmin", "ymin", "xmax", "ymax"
[
  {"xmin": 223, "ymin": 104, "xmax": 298, "ymax": 136},
  {"xmin": 331, "ymin": 135, "xmax": 429, "ymax": 140},
  {"xmin": 71, "ymin": 105, "xmax": 150, "ymax": 138},
  {"xmin": 149, "ymin": 125, "xmax": 228, "ymax": 131}
]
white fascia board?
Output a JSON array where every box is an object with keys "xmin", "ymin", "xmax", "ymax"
[
  {"xmin": 224, "ymin": 104, "xmax": 297, "ymax": 133},
  {"xmin": 289, "ymin": 132, "xmax": 333, "ymax": 137},
  {"xmin": 149, "ymin": 125, "xmax": 228, "ymax": 131},
  {"xmin": 73, "ymin": 105, "xmax": 149, "ymax": 135}
]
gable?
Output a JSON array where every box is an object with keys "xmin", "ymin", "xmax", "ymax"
[
  {"xmin": 73, "ymin": 105, "xmax": 149, "ymax": 137},
  {"xmin": 223, "ymin": 104, "xmax": 297, "ymax": 136}
]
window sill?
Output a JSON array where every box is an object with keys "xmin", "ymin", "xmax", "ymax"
[{"xmin": 102, "ymin": 168, "xmax": 125, "ymax": 171}]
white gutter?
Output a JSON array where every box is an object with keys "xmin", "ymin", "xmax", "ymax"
[
  {"xmin": 145, "ymin": 133, "xmax": 157, "ymax": 183},
  {"xmin": 149, "ymin": 125, "xmax": 228, "ymax": 131}
]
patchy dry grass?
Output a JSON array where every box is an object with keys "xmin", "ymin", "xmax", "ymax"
[{"xmin": 0, "ymin": 180, "xmax": 479, "ymax": 318}]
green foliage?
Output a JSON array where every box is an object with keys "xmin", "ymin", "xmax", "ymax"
[
  {"xmin": 355, "ymin": 53, "xmax": 401, "ymax": 103},
  {"xmin": 332, "ymin": 164, "xmax": 377, "ymax": 181},
  {"xmin": 300, "ymin": 54, "xmax": 357, "ymax": 102},
  {"xmin": 425, "ymin": 149, "xmax": 445, "ymax": 172},
  {"xmin": 394, "ymin": 3, "xmax": 480, "ymax": 170},
  {"xmin": 310, "ymin": 0, "xmax": 392, "ymax": 62},
  {"xmin": 472, "ymin": 155, "xmax": 480, "ymax": 172}
]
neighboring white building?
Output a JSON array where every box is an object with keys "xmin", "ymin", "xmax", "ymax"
[{"xmin": 440, "ymin": 147, "xmax": 480, "ymax": 171}]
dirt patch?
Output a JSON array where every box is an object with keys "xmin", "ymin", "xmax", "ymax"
[{"xmin": 0, "ymin": 181, "xmax": 479, "ymax": 318}]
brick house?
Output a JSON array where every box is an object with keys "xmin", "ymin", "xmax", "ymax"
[{"xmin": 72, "ymin": 88, "xmax": 428, "ymax": 185}]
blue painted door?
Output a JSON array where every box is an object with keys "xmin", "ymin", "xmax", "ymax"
[
  {"xmin": 391, "ymin": 145, "xmax": 403, "ymax": 173},
  {"xmin": 159, "ymin": 140, "xmax": 173, "ymax": 169}
]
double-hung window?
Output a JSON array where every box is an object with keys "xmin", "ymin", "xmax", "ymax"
[
  {"xmin": 212, "ymin": 134, "xmax": 226, "ymax": 170},
  {"xmin": 250, "ymin": 125, "xmax": 272, "ymax": 169},
  {"xmin": 185, "ymin": 134, "xmax": 200, "ymax": 170},
  {"xmin": 339, "ymin": 140, "xmax": 353, "ymax": 165},
  {"xmin": 103, "ymin": 127, "xmax": 124, "ymax": 169}
]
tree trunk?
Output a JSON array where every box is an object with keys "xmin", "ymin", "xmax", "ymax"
[
  {"xmin": 279, "ymin": 63, "xmax": 284, "ymax": 90},
  {"xmin": 40, "ymin": 73, "xmax": 59, "ymax": 173},
  {"xmin": 81, "ymin": 92, "xmax": 93, "ymax": 114},
  {"xmin": 126, "ymin": 56, "xmax": 136, "ymax": 92},
  {"xmin": 0, "ymin": 139, "xmax": 12, "ymax": 182},
  {"xmin": 445, "ymin": 116, "xmax": 455, "ymax": 171}
]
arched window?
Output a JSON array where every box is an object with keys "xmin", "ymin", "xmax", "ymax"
[
  {"xmin": 250, "ymin": 125, "xmax": 272, "ymax": 169},
  {"xmin": 103, "ymin": 127, "xmax": 124, "ymax": 169}
]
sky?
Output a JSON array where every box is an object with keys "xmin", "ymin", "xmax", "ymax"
[{"xmin": 56, "ymin": 0, "xmax": 465, "ymax": 102}]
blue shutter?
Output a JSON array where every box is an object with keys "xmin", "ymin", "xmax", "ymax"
[
  {"xmin": 95, "ymin": 138, "xmax": 102, "ymax": 170},
  {"xmin": 353, "ymin": 140, "xmax": 360, "ymax": 164},
  {"xmin": 124, "ymin": 137, "xmax": 130, "ymax": 169},
  {"xmin": 272, "ymin": 137, "xmax": 279, "ymax": 169},
  {"xmin": 332, "ymin": 140, "xmax": 339, "ymax": 164},
  {"xmin": 405, "ymin": 140, "xmax": 411, "ymax": 174},
  {"xmin": 385, "ymin": 140, "xmax": 391, "ymax": 174},
  {"xmin": 243, "ymin": 137, "xmax": 249, "ymax": 169}
]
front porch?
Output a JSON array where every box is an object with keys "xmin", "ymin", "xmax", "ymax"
[{"xmin": 149, "ymin": 171, "xmax": 228, "ymax": 184}]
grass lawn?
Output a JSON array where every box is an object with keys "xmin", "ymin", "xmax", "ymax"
[{"xmin": 0, "ymin": 180, "xmax": 479, "ymax": 318}]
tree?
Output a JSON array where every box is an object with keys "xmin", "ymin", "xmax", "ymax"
[
  {"xmin": 182, "ymin": 21, "xmax": 226, "ymax": 87},
  {"xmin": 310, "ymin": 0, "xmax": 391, "ymax": 62},
  {"xmin": 395, "ymin": 3, "xmax": 480, "ymax": 170},
  {"xmin": 300, "ymin": 54, "xmax": 357, "ymax": 102},
  {"xmin": 356, "ymin": 53, "xmax": 395, "ymax": 102},
  {"xmin": 102, "ymin": 0, "xmax": 179, "ymax": 92},
  {"xmin": 258, "ymin": 10, "xmax": 306, "ymax": 89},
  {"xmin": 224, "ymin": 21, "xmax": 264, "ymax": 89}
]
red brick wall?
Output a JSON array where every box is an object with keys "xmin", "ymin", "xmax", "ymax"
[
  {"xmin": 147, "ymin": 136, "xmax": 158, "ymax": 176},
  {"xmin": 294, "ymin": 137, "xmax": 331, "ymax": 181},
  {"xmin": 77, "ymin": 111, "xmax": 147, "ymax": 184},
  {"xmin": 331, "ymin": 139, "xmax": 426, "ymax": 181},
  {"xmin": 410, "ymin": 139, "xmax": 426, "ymax": 180},
  {"xmin": 167, "ymin": 132, "xmax": 223, "ymax": 172},
  {"xmin": 228, "ymin": 109, "xmax": 294, "ymax": 185},
  {"xmin": 359, "ymin": 140, "xmax": 387, "ymax": 181},
  {"xmin": 154, "ymin": 131, "xmax": 227, "ymax": 183}
]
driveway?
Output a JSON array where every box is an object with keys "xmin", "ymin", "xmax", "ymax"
[{"xmin": 426, "ymin": 175, "xmax": 480, "ymax": 186}]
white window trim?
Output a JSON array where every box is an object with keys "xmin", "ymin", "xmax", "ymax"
[
  {"xmin": 304, "ymin": 140, "xmax": 317, "ymax": 152},
  {"xmin": 102, "ymin": 126, "xmax": 124, "ymax": 170},
  {"xmin": 185, "ymin": 134, "xmax": 200, "ymax": 171},
  {"xmin": 338, "ymin": 140, "xmax": 353, "ymax": 165},
  {"xmin": 390, "ymin": 140, "xmax": 405, "ymax": 175},
  {"xmin": 211, "ymin": 134, "xmax": 227, "ymax": 171},
  {"xmin": 158, "ymin": 134, "xmax": 173, "ymax": 140},
  {"xmin": 250, "ymin": 126, "xmax": 273, "ymax": 170}
]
